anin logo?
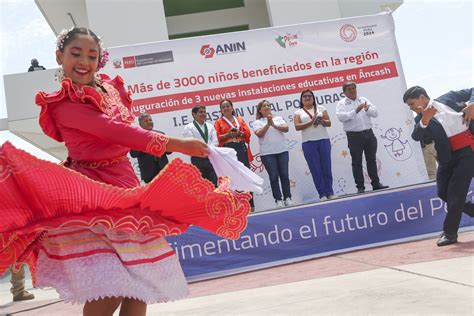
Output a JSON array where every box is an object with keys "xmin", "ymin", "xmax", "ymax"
[{"xmin": 200, "ymin": 42, "xmax": 246, "ymax": 58}]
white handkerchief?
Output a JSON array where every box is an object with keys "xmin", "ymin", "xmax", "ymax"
[{"xmin": 208, "ymin": 146, "xmax": 263, "ymax": 193}]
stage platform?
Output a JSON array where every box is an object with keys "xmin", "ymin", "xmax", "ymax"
[
  {"xmin": 1, "ymin": 232, "xmax": 473, "ymax": 315},
  {"xmin": 168, "ymin": 181, "xmax": 474, "ymax": 281},
  {"xmin": 1, "ymin": 182, "xmax": 473, "ymax": 315}
]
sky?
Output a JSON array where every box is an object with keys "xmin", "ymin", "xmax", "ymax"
[{"xmin": 0, "ymin": 0, "xmax": 472, "ymax": 120}]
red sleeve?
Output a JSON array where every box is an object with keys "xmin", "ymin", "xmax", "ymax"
[
  {"xmin": 238, "ymin": 117, "xmax": 253, "ymax": 162},
  {"xmin": 238, "ymin": 117, "xmax": 251, "ymax": 144},
  {"xmin": 214, "ymin": 118, "xmax": 231, "ymax": 147},
  {"xmin": 54, "ymin": 102, "xmax": 169, "ymax": 157},
  {"xmin": 107, "ymin": 75, "xmax": 134, "ymax": 117}
]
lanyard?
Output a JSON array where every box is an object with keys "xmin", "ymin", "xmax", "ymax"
[
  {"xmin": 193, "ymin": 121, "xmax": 208, "ymax": 144},
  {"xmin": 223, "ymin": 116, "xmax": 240, "ymax": 130},
  {"xmin": 302, "ymin": 106, "xmax": 316, "ymax": 119}
]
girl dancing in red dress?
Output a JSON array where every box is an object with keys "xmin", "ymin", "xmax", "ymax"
[{"xmin": 0, "ymin": 27, "xmax": 251, "ymax": 316}]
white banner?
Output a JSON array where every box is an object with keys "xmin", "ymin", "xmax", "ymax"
[{"xmin": 104, "ymin": 12, "xmax": 428, "ymax": 211}]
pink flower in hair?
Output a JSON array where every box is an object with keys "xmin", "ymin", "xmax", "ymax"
[{"xmin": 97, "ymin": 49, "xmax": 109, "ymax": 71}]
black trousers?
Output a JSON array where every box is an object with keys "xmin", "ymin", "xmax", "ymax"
[
  {"xmin": 436, "ymin": 146, "xmax": 474, "ymax": 235},
  {"xmin": 191, "ymin": 156, "xmax": 218, "ymax": 187},
  {"xmin": 346, "ymin": 129, "xmax": 380, "ymax": 189},
  {"xmin": 224, "ymin": 141, "xmax": 250, "ymax": 168},
  {"xmin": 224, "ymin": 141, "xmax": 254, "ymax": 208}
]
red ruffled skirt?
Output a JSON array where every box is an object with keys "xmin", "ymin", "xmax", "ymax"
[{"xmin": 0, "ymin": 142, "xmax": 250, "ymax": 303}]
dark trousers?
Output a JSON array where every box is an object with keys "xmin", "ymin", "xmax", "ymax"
[
  {"xmin": 224, "ymin": 141, "xmax": 250, "ymax": 167},
  {"xmin": 347, "ymin": 129, "xmax": 380, "ymax": 190},
  {"xmin": 436, "ymin": 146, "xmax": 474, "ymax": 235},
  {"xmin": 302, "ymin": 139, "xmax": 334, "ymax": 198},
  {"xmin": 261, "ymin": 151, "xmax": 291, "ymax": 201},
  {"xmin": 191, "ymin": 156, "xmax": 218, "ymax": 187},
  {"xmin": 224, "ymin": 141, "xmax": 254, "ymax": 208}
]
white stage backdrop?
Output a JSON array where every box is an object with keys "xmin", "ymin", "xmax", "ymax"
[{"xmin": 104, "ymin": 12, "xmax": 428, "ymax": 211}]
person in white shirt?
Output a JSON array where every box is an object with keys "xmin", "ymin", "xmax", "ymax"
[
  {"xmin": 336, "ymin": 82, "xmax": 388, "ymax": 194},
  {"xmin": 183, "ymin": 105, "xmax": 219, "ymax": 186},
  {"xmin": 254, "ymin": 100, "xmax": 293, "ymax": 208},
  {"xmin": 294, "ymin": 90, "xmax": 335, "ymax": 201},
  {"xmin": 403, "ymin": 86, "xmax": 474, "ymax": 247}
]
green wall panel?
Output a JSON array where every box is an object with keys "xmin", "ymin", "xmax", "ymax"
[
  {"xmin": 164, "ymin": 0, "xmax": 245, "ymax": 17},
  {"xmin": 169, "ymin": 25, "xmax": 249, "ymax": 39}
]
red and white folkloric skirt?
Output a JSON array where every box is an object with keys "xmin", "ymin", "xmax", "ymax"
[{"xmin": 0, "ymin": 142, "xmax": 250, "ymax": 304}]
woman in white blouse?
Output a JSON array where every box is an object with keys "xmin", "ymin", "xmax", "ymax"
[
  {"xmin": 254, "ymin": 100, "xmax": 293, "ymax": 208},
  {"xmin": 294, "ymin": 90, "xmax": 335, "ymax": 201}
]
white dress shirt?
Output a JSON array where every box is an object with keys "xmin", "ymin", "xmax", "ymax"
[
  {"xmin": 253, "ymin": 116, "xmax": 288, "ymax": 155},
  {"xmin": 294, "ymin": 106, "xmax": 330, "ymax": 142},
  {"xmin": 419, "ymin": 100, "xmax": 467, "ymax": 137},
  {"xmin": 183, "ymin": 121, "xmax": 218, "ymax": 146},
  {"xmin": 336, "ymin": 96, "xmax": 378, "ymax": 132}
]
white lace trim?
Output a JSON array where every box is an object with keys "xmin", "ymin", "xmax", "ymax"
[{"xmin": 35, "ymin": 229, "xmax": 189, "ymax": 304}]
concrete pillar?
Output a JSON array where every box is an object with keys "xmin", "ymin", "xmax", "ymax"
[
  {"xmin": 0, "ymin": 118, "xmax": 8, "ymax": 131},
  {"xmin": 85, "ymin": 0, "xmax": 169, "ymax": 47},
  {"xmin": 265, "ymin": 0, "xmax": 342, "ymax": 26}
]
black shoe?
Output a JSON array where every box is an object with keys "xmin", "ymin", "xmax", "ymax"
[
  {"xmin": 357, "ymin": 188, "xmax": 365, "ymax": 194},
  {"xmin": 372, "ymin": 183, "xmax": 389, "ymax": 190},
  {"xmin": 436, "ymin": 232, "xmax": 458, "ymax": 247}
]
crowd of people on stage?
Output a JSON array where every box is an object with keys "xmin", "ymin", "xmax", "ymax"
[
  {"xmin": 132, "ymin": 84, "xmax": 474, "ymax": 249},
  {"xmin": 133, "ymin": 83, "xmax": 473, "ymax": 223},
  {"xmin": 133, "ymin": 81, "xmax": 394, "ymax": 210}
]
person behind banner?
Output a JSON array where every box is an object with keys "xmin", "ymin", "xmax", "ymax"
[
  {"xmin": 214, "ymin": 99, "xmax": 255, "ymax": 210},
  {"xmin": 254, "ymin": 100, "xmax": 293, "ymax": 208},
  {"xmin": 294, "ymin": 90, "xmax": 335, "ymax": 201},
  {"xmin": 0, "ymin": 27, "xmax": 251, "ymax": 316},
  {"xmin": 28, "ymin": 58, "xmax": 46, "ymax": 72},
  {"xmin": 403, "ymin": 86, "xmax": 474, "ymax": 247},
  {"xmin": 183, "ymin": 105, "xmax": 218, "ymax": 186},
  {"xmin": 130, "ymin": 113, "xmax": 171, "ymax": 183},
  {"xmin": 336, "ymin": 82, "xmax": 389, "ymax": 194}
]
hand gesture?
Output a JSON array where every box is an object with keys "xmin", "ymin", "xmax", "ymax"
[
  {"xmin": 167, "ymin": 138, "xmax": 209, "ymax": 157},
  {"xmin": 421, "ymin": 105, "xmax": 437, "ymax": 125},
  {"xmin": 363, "ymin": 102, "xmax": 370, "ymax": 111},
  {"xmin": 356, "ymin": 102, "xmax": 365, "ymax": 113},
  {"xmin": 228, "ymin": 127, "xmax": 238, "ymax": 138},
  {"xmin": 266, "ymin": 114, "xmax": 274, "ymax": 126},
  {"xmin": 462, "ymin": 103, "xmax": 474, "ymax": 125}
]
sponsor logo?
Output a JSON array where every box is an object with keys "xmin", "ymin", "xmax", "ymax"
[
  {"xmin": 123, "ymin": 51, "xmax": 174, "ymax": 69},
  {"xmin": 340, "ymin": 24, "xmax": 357, "ymax": 42},
  {"xmin": 113, "ymin": 59, "xmax": 122, "ymax": 68},
  {"xmin": 123, "ymin": 56, "xmax": 136, "ymax": 69},
  {"xmin": 357, "ymin": 24, "xmax": 377, "ymax": 37},
  {"xmin": 275, "ymin": 33, "xmax": 299, "ymax": 48},
  {"xmin": 199, "ymin": 42, "xmax": 246, "ymax": 58},
  {"xmin": 200, "ymin": 45, "xmax": 215, "ymax": 59}
]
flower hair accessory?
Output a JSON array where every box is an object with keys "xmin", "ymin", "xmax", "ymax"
[
  {"xmin": 56, "ymin": 27, "xmax": 74, "ymax": 51},
  {"xmin": 56, "ymin": 28, "xmax": 109, "ymax": 71},
  {"xmin": 97, "ymin": 49, "xmax": 109, "ymax": 71}
]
